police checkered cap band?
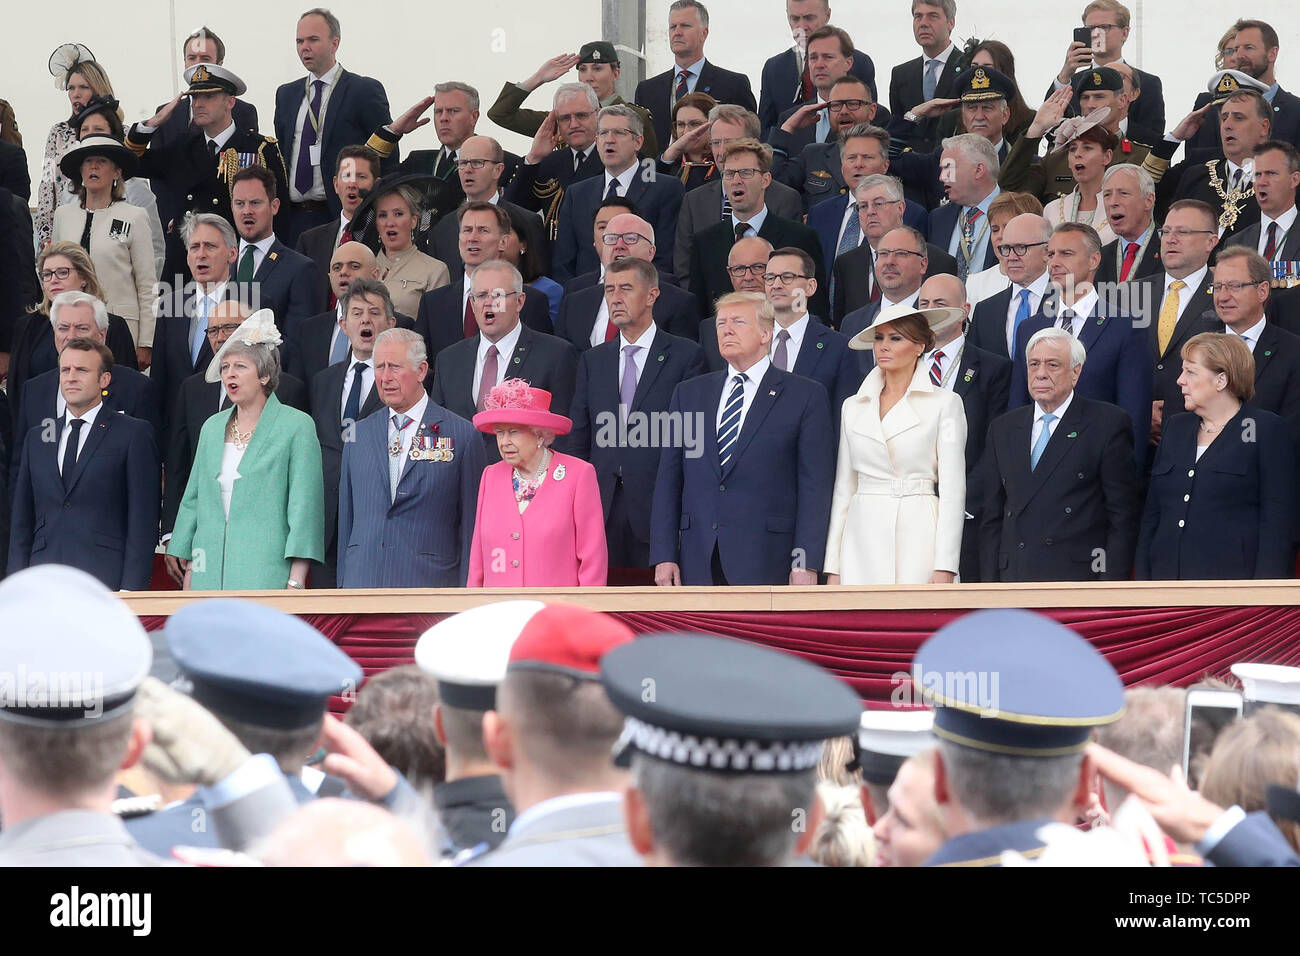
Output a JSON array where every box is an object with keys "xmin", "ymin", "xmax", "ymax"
[{"xmin": 614, "ymin": 715, "xmax": 825, "ymax": 773}]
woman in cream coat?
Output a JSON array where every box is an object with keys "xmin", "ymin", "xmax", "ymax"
[
  {"xmin": 52, "ymin": 136, "xmax": 157, "ymax": 361},
  {"xmin": 825, "ymin": 304, "xmax": 968, "ymax": 585}
]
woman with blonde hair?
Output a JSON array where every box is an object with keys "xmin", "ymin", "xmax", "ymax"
[
  {"xmin": 1200, "ymin": 707, "xmax": 1300, "ymax": 852},
  {"xmin": 38, "ymin": 45, "xmax": 120, "ymax": 252},
  {"xmin": 364, "ymin": 175, "xmax": 450, "ymax": 318},
  {"xmin": 52, "ymin": 137, "xmax": 157, "ymax": 365}
]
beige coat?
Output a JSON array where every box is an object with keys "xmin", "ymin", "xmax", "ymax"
[
  {"xmin": 377, "ymin": 248, "xmax": 450, "ymax": 318},
  {"xmin": 824, "ymin": 362, "xmax": 967, "ymax": 584},
  {"xmin": 52, "ymin": 200, "xmax": 158, "ymax": 347}
]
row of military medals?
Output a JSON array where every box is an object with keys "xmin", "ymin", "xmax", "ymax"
[
  {"xmin": 1208, "ymin": 160, "xmax": 1300, "ymax": 287},
  {"xmin": 389, "ymin": 424, "xmax": 456, "ymax": 462}
]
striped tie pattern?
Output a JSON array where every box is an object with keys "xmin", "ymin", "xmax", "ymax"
[
  {"xmin": 717, "ymin": 373, "xmax": 747, "ymax": 468},
  {"xmin": 929, "ymin": 349, "xmax": 945, "ymax": 386}
]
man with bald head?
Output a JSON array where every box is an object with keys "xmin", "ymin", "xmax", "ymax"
[
  {"xmin": 161, "ymin": 299, "xmax": 310, "ymax": 560},
  {"xmin": 555, "ymin": 212, "xmax": 700, "ymax": 351},
  {"xmin": 916, "ymin": 273, "xmax": 1011, "ymax": 582},
  {"xmin": 698, "ymin": 235, "xmax": 772, "ymax": 368},
  {"xmin": 968, "ymin": 213, "xmax": 1053, "ymax": 359},
  {"xmin": 840, "ymin": 225, "xmax": 930, "ymax": 342},
  {"xmin": 430, "ymin": 136, "xmax": 546, "ymax": 281}
]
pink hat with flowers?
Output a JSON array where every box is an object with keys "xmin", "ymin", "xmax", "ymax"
[{"xmin": 472, "ymin": 379, "xmax": 573, "ymax": 435}]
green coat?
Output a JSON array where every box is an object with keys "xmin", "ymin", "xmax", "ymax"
[{"xmin": 168, "ymin": 394, "xmax": 324, "ymax": 590}]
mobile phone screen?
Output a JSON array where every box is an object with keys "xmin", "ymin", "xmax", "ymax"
[{"xmin": 1183, "ymin": 696, "xmax": 1242, "ymax": 785}]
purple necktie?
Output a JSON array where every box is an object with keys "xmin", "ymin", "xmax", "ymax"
[
  {"xmin": 294, "ymin": 79, "xmax": 324, "ymax": 194},
  {"xmin": 477, "ymin": 345, "xmax": 499, "ymax": 412},
  {"xmin": 620, "ymin": 345, "xmax": 641, "ymax": 413},
  {"xmin": 773, "ymin": 329, "xmax": 790, "ymax": 371}
]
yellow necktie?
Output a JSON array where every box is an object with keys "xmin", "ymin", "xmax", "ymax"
[{"xmin": 1157, "ymin": 280, "xmax": 1186, "ymax": 355}]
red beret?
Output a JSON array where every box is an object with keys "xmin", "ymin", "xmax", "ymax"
[{"xmin": 508, "ymin": 604, "xmax": 635, "ymax": 678}]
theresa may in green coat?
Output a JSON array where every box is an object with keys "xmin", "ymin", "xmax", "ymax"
[{"xmin": 168, "ymin": 311, "xmax": 324, "ymax": 589}]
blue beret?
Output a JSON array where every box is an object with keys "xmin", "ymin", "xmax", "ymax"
[
  {"xmin": 602, "ymin": 633, "xmax": 862, "ymax": 773},
  {"xmin": 913, "ymin": 610, "xmax": 1124, "ymax": 757},
  {"xmin": 166, "ymin": 600, "xmax": 361, "ymax": 730}
]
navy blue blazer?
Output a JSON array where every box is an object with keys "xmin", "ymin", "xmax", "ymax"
[
  {"xmin": 274, "ymin": 68, "xmax": 397, "ymax": 214},
  {"xmin": 1137, "ymin": 405, "xmax": 1296, "ymax": 580},
  {"xmin": 635, "ymin": 60, "xmax": 756, "ymax": 150},
  {"xmin": 758, "ymin": 46, "xmax": 877, "ymax": 133},
  {"xmin": 688, "ymin": 213, "xmax": 828, "ymax": 319},
  {"xmin": 9, "ymin": 410, "xmax": 159, "ymax": 591},
  {"xmin": 1009, "ymin": 298, "xmax": 1154, "ymax": 467},
  {"xmin": 649, "ymin": 364, "xmax": 835, "ymax": 584},
  {"xmin": 928, "ymin": 201, "xmax": 1000, "ymax": 275},
  {"xmin": 554, "ymin": 281, "xmax": 700, "ymax": 352},
  {"xmin": 968, "ymin": 285, "xmax": 1048, "ymax": 360},
  {"xmin": 568, "ymin": 329, "xmax": 706, "ymax": 544},
  {"xmin": 1204, "ymin": 811, "xmax": 1300, "ymax": 867},
  {"xmin": 151, "ymin": 287, "xmax": 231, "ymax": 440},
  {"xmin": 11, "ymin": 364, "xmax": 157, "ymax": 494},
  {"xmin": 229, "ymin": 238, "xmax": 324, "ymax": 333},
  {"xmin": 807, "ymin": 192, "xmax": 929, "ymax": 270},
  {"xmin": 552, "ymin": 171, "xmax": 684, "ymax": 282},
  {"xmin": 414, "ymin": 280, "xmax": 553, "ymax": 375},
  {"xmin": 337, "ymin": 398, "xmax": 485, "ymax": 587},
  {"xmin": 785, "ymin": 318, "xmax": 863, "ymax": 434}
]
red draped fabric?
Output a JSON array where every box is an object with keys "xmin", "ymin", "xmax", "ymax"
[{"xmin": 141, "ymin": 604, "xmax": 1300, "ymax": 713}]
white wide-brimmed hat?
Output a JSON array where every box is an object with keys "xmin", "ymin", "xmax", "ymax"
[
  {"xmin": 205, "ymin": 309, "xmax": 281, "ymax": 383},
  {"xmin": 847, "ymin": 303, "xmax": 966, "ymax": 351}
]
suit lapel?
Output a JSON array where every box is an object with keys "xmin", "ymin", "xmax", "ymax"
[
  {"xmin": 393, "ymin": 404, "xmax": 443, "ymax": 501},
  {"xmin": 233, "ymin": 394, "xmax": 283, "ymax": 480},
  {"xmin": 953, "ymin": 348, "xmax": 978, "ymax": 398},
  {"xmin": 63, "ymin": 411, "xmax": 111, "ymax": 498},
  {"xmin": 792, "ymin": 323, "xmax": 824, "ymax": 377},
  {"xmin": 509, "ymin": 324, "xmax": 536, "ymax": 379},
  {"xmin": 631, "ymin": 337, "xmax": 670, "ymax": 411},
  {"xmin": 1077, "ymin": 301, "xmax": 1107, "ymax": 352},
  {"xmin": 1253, "ymin": 323, "xmax": 1280, "ymax": 380},
  {"xmin": 1284, "ymin": 227, "xmax": 1300, "ymax": 262},
  {"xmin": 1025, "ymin": 400, "xmax": 1086, "ymax": 502},
  {"xmin": 724, "ymin": 366, "xmax": 782, "ymax": 475},
  {"xmin": 704, "ymin": 374, "xmax": 726, "ymax": 478},
  {"xmin": 252, "ymin": 240, "xmax": 284, "ymax": 283}
]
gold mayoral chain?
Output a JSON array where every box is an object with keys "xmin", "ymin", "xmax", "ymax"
[{"xmin": 1205, "ymin": 160, "xmax": 1254, "ymax": 233}]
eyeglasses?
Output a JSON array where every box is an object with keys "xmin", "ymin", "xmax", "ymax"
[
  {"xmin": 995, "ymin": 241, "xmax": 1049, "ymax": 257},
  {"xmin": 597, "ymin": 127, "xmax": 638, "ymax": 138},
  {"xmin": 1212, "ymin": 280, "xmax": 1266, "ymax": 293},
  {"xmin": 469, "ymin": 290, "xmax": 518, "ymax": 303},
  {"xmin": 455, "ymin": 158, "xmax": 497, "ymax": 170},
  {"xmin": 556, "ymin": 111, "xmax": 594, "ymax": 124},
  {"xmin": 855, "ymin": 198, "xmax": 903, "ymax": 211},
  {"xmin": 673, "ymin": 119, "xmax": 707, "ymax": 132},
  {"xmin": 1089, "ymin": 23, "xmax": 1121, "ymax": 32},
  {"xmin": 721, "ymin": 168, "xmax": 761, "ymax": 181},
  {"xmin": 726, "ymin": 263, "xmax": 768, "ymax": 277},
  {"xmin": 40, "ymin": 267, "xmax": 75, "ymax": 282},
  {"xmin": 204, "ymin": 323, "xmax": 244, "ymax": 338},
  {"xmin": 1155, "ymin": 227, "xmax": 1216, "ymax": 239},
  {"xmin": 762, "ymin": 272, "xmax": 809, "ymax": 285},
  {"xmin": 827, "ymin": 99, "xmax": 871, "ymax": 113},
  {"xmin": 601, "ymin": 232, "xmax": 652, "ymax": 246},
  {"xmin": 876, "ymin": 248, "xmax": 925, "ymax": 259}
]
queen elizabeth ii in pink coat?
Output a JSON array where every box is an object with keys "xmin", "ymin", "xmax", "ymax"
[{"xmin": 468, "ymin": 380, "xmax": 608, "ymax": 587}]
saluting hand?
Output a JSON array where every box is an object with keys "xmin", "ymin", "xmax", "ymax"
[
  {"xmin": 1027, "ymin": 86, "xmax": 1075, "ymax": 139},
  {"xmin": 662, "ymin": 119, "xmax": 712, "ymax": 164},
  {"xmin": 526, "ymin": 110, "xmax": 559, "ymax": 165},
  {"xmin": 1169, "ymin": 103, "xmax": 1214, "ymax": 142},
  {"xmin": 1086, "ymin": 743, "xmax": 1224, "ymax": 844},
  {"xmin": 909, "ymin": 97, "xmax": 961, "ymax": 120},
  {"xmin": 391, "ymin": 96, "xmax": 435, "ymax": 136},
  {"xmin": 144, "ymin": 93, "xmax": 185, "ymax": 130},
  {"xmin": 781, "ymin": 100, "xmax": 829, "ymax": 134},
  {"xmin": 525, "ymin": 53, "xmax": 583, "ymax": 91}
]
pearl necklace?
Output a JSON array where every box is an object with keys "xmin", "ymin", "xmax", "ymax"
[{"xmin": 512, "ymin": 449, "xmax": 551, "ymax": 502}]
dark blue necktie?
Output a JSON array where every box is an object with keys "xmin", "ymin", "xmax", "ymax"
[
  {"xmin": 62, "ymin": 418, "xmax": 85, "ymax": 482},
  {"xmin": 343, "ymin": 361, "xmax": 368, "ymax": 426}
]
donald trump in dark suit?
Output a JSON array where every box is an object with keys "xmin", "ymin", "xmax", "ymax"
[
  {"xmin": 651, "ymin": 291, "xmax": 834, "ymax": 586},
  {"xmin": 336, "ymin": 328, "xmax": 485, "ymax": 587}
]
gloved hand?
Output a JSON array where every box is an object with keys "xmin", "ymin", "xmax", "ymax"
[{"xmin": 136, "ymin": 676, "xmax": 251, "ymax": 785}]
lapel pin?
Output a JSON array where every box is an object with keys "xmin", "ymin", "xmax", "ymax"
[
  {"xmin": 1068, "ymin": 431, "xmax": 1078, "ymax": 438},
  {"xmin": 963, "ymin": 368, "xmax": 974, "ymax": 381},
  {"xmin": 553, "ymin": 463, "xmax": 566, "ymax": 481},
  {"xmin": 769, "ymin": 389, "xmax": 777, "ymax": 396},
  {"xmin": 269, "ymin": 251, "xmax": 279, "ymax": 261},
  {"xmin": 658, "ymin": 354, "xmax": 665, "ymax": 362},
  {"xmin": 816, "ymin": 341, "xmax": 824, "ymax": 349},
  {"xmin": 1265, "ymin": 349, "xmax": 1273, "ymax": 356},
  {"xmin": 513, "ymin": 356, "xmax": 521, "ymax": 364}
]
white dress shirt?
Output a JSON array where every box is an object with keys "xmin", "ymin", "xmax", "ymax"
[
  {"xmin": 1058, "ymin": 287, "xmax": 1099, "ymax": 336},
  {"xmin": 923, "ymin": 333, "xmax": 965, "ymax": 391},
  {"xmin": 674, "ymin": 57, "xmax": 707, "ymax": 96},
  {"xmin": 204, "ymin": 121, "xmax": 236, "ymax": 153},
  {"xmin": 1229, "ymin": 315, "xmax": 1267, "ymax": 353},
  {"xmin": 716, "ymin": 356, "xmax": 770, "ymax": 438},
  {"xmin": 236, "ymin": 234, "xmax": 276, "ymax": 278},
  {"xmin": 57, "ymin": 402, "xmax": 101, "ymax": 474},
  {"xmin": 1258, "ymin": 205, "xmax": 1297, "ymax": 259},
  {"xmin": 191, "ymin": 281, "xmax": 229, "ymax": 350},
  {"xmin": 1162, "ymin": 264, "xmax": 1208, "ymax": 326},
  {"xmin": 835, "ymin": 199, "xmax": 866, "ymax": 251},
  {"xmin": 946, "ymin": 186, "xmax": 1000, "ymax": 270},
  {"xmin": 289, "ymin": 61, "xmax": 343, "ymax": 203},
  {"xmin": 731, "ymin": 205, "xmax": 769, "ymax": 240},
  {"xmin": 339, "ymin": 355, "xmax": 374, "ymax": 420},
  {"xmin": 328, "ymin": 302, "xmax": 346, "ymax": 363},
  {"xmin": 619, "ymin": 322, "xmax": 657, "ymax": 390},
  {"xmin": 923, "ymin": 43, "xmax": 956, "ymax": 81},
  {"xmin": 603, "ymin": 161, "xmax": 640, "ymax": 199},
  {"xmin": 1031, "ymin": 390, "xmax": 1074, "ymax": 456},
  {"xmin": 880, "ymin": 289, "xmax": 920, "ymax": 313},
  {"xmin": 771, "ymin": 313, "xmax": 809, "ymax": 371},
  {"xmin": 473, "ymin": 321, "xmax": 523, "ymax": 401},
  {"xmin": 389, "ymin": 392, "xmax": 428, "ymax": 499},
  {"xmin": 1005, "ymin": 271, "xmax": 1052, "ymax": 355}
]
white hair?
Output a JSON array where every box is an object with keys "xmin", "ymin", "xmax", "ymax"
[
  {"xmin": 853, "ymin": 173, "xmax": 904, "ymax": 203},
  {"xmin": 1102, "ymin": 162, "xmax": 1155, "ymax": 197},
  {"xmin": 554, "ymin": 83, "xmax": 600, "ymax": 112},
  {"xmin": 1027, "ymin": 327, "xmax": 1086, "ymax": 369},
  {"xmin": 941, "ymin": 132, "xmax": 1000, "ymax": 178},
  {"xmin": 49, "ymin": 290, "xmax": 108, "ymax": 332},
  {"xmin": 375, "ymin": 327, "xmax": 427, "ymax": 369}
]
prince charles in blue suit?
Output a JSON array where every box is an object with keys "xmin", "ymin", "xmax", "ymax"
[{"xmin": 337, "ymin": 329, "xmax": 485, "ymax": 587}]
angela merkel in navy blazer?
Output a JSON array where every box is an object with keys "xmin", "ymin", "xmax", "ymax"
[{"xmin": 1137, "ymin": 404, "xmax": 1296, "ymax": 580}]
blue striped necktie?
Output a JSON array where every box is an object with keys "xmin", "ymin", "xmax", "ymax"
[{"xmin": 717, "ymin": 373, "xmax": 747, "ymax": 467}]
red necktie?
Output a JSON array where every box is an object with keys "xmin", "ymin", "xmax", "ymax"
[
  {"xmin": 1119, "ymin": 241, "xmax": 1139, "ymax": 281},
  {"xmin": 929, "ymin": 349, "xmax": 945, "ymax": 386},
  {"xmin": 463, "ymin": 296, "xmax": 477, "ymax": 338},
  {"xmin": 604, "ymin": 317, "xmax": 619, "ymax": 341},
  {"xmin": 1265, "ymin": 221, "xmax": 1279, "ymax": 260},
  {"xmin": 799, "ymin": 58, "xmax": 814, "ymax": 102},
  {"xmin": 675, "ymin": 71, "xmax": 689, "ymax": 102}
]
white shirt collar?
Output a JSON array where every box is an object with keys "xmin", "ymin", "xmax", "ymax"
[
  {"xmin": 66, "ymin": 401, "xmax": 103, "ymax": 428},
  {"xmin": 731, "ymin": 204, "xmax": 769, "ymax": 235},
  {"xmin": 478, "ymin": 320, "xmax": 522, "ymax": 363},
  {"xmin": 347, "ymin": 351, "xmax": 371, "ymax": 374},
  {"xmin": 676, "ymin": 57, "xmax": 706, "ymax": 80},
  {"xmin": 509, "ymin": 792, "xmax": 622, "ymax": 836},
  {"xmin": 238, "ymin": 234, "xmax": 276, "ymax": 258},
  {"xmin": 390, "ymin": 391, "xmax": 427, "ymax": 428},
  {"xmin": 1166, "ymin": 264, "xmax": 1208, "ymax": 295},
  {"xmin": 1013, "ymin": 271, "xmax": 1052, "ymax": 299},
  {"xmin": 1262, "ymin": 205, "xmax": 1298, "ymax": 236},
  {"xmin": 727, "ymin": 354, "xmax": 770, "ymax": 383},
  {"xmin": 926, "ymin": 43, "xmax": 956, "ymax": 66},
  {"xmin": 205, "ymin": 121, "xmax": 236, "ymax": 150},
  {"xmin": 1225, "ymin": 158, "xmax": 1252, "ymax": 183},
  {"xmin": 307, "ymin": 61, "xmax": 343, "ymax": 86},
  {"xmin": 1034, "ymin": 390, "xmax": 1074, "ymax": 426},
  {"xmin": 619, "ymin": 321, "xmax": 657, "ymax": 351},
  {"xmin": 1231, "ymin": 315, "xmax": 1267, "ymax": 345},
  {"xmin": 605, "ymin": 161, "xmax": 639, "ymax": 194},
  {"xmin": 881, "ymin": 289, "xmax": 920, "ymax": 311},
  {"xmin": 772, "ymin": 312, "xmax": 809, "ymax": 362},
  {"xmin": 1061, "ymin": 286, "xmax": 1099, "ymax": 321},
  {"xmin": 925, "ymin": 332, "xmax": 965, "ymax": 363}
]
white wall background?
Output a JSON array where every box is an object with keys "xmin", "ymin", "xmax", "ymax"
[{"xmin": 3, "ymin": 1, "xmax": 1299, "ymax": 189}]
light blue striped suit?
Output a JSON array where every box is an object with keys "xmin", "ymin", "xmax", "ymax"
[{"xmin": 337, "ymin": 398, "xmax": 486, "ymax": 588}]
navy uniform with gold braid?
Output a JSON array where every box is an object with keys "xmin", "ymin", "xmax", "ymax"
[
  {"xmin": 918, "ymin": 609, "xmax": 1126, "ymax": 867},
  {"xmin": 126, "ymin": 65, "xmax": 290, "ymax": 277}
]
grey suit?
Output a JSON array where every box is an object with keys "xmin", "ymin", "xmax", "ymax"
[
  {"xmin": 0, "ymin": 811, "xmax": 167, "ymax": 866},
  {"xmin": 465, "ymin": 793, "xmax": 641, "ymax": 867},
  {"xmin": 673, "ymin": 179, "xmax": 803, "ymax": 284}
]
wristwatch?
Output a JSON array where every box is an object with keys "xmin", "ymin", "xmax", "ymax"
[
  {"xmin": 904, "ymin": 111, "xmax": 920, "ymax": 123},
  {"xmin": 287, "ymin": 580, "xmax": 305, "ymax": 590}
]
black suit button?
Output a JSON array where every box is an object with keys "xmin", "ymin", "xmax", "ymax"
[
  {"xmin": 712, "ymin": 522, "xmax": 718, "ymax": 531},
  {"xmin": 1018, "ymin": 542, "xmax": 1025, "ymax": 549},
  {"xmin": 1157, "ymin": 363, "xmax": 1164, "ymax": 370},
  {"xmin": 64, "ymin": 502, "xmax": 72, "ymax": 510},
  {"xmin": 1006, "ymin": 510, "xmax": 1013, "ymax": 517},
  {"xmin": 1064, "ymin": 506, "xmax": 1072, "ymax": 514},
  {"xmin": 719, "ymin": 483, "xmax": 725, "ymax": 491},
  {"xmin": 1045, "ymin": 538, "xmax": 1054, "ymax": 546},
  {"xmin": 1077, "ymin": 473, "xmax": 1085, "ymax": 479}
]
